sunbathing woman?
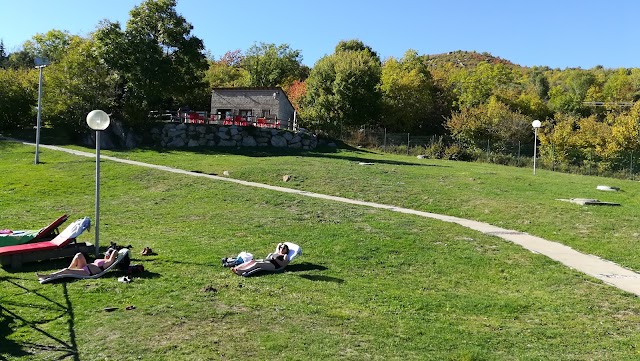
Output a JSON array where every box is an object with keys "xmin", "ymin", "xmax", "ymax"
[
  {"xmin": 231, "ymin": 243, "xmax": 290, "ymax": 276},
  {"xmin": 37, "ymin": 248, "xmax": 119, "ymax": 281}
]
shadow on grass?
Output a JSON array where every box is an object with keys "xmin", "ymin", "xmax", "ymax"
[
  {"xmin": 4, "ymin": 132, "xmax": 445, "ymax": 169},
  {"xmin": 242, "ymin": 262, "xmax": 340, "ymax": 281},
  {"xmin": 297, "ymin": 274, "xmax": 344, "ymax": 283},
  {"xmin": 286, "ymin": 262, "xmax": 328, "ymax": 273},
  {"xmin": 35, "ymin": 269, "xmax": 162, "ymax": 285},
  {"xmin": 289, "ymin": 263, "xmax": 344, "ymax": 283},
  {"xmin": 0, "ymin": 277, "xmax": 79, "ymax": 360},
  {"xmin": 133, "ymin": 145, "xmax": 446, "ymax": 168}
]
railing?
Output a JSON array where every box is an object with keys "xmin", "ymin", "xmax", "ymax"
[{"xmin": 182, "ymin": 113, "xmax": 281, "ymax": 128}]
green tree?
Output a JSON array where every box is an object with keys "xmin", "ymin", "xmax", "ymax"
[
  {"xmin": 43, "ymin": 36, "xmax": 116, "ymax": 136},
  {"xmin": 603, "ymin": 68, "xmax": 634, "ymax": 102},
  {"xmin": 335, "ymin": 39, "xmax": 380, "ymax": 62},
  {"xmin": 379, "ymin": 50, "xmax": 437, "ymax": 133},
  {"xmin": 5, "ymin": 50, "xmax": 35, "ymax": 69},
  {"xmin": 450, "ymin": 62, "xmax": 514, "ymax": 108},
  {"xmin": 548, "ymin": 69, "xmax": 594, "ymax": 115},
  {"xmin": 0, "ymin": 68, "xmax": 37, "ymax": 130},
  {"xmin": 94, "ymin": 0, "xmax": 208, "ymax": 124},
  {"xmin": 242, "ymin": 42, "xmax": 304, "ymax": 87},
  {"xmin": 530, "ymin": 67, "xmax": 550, "ymax": 100},
  {"xmin": 23, "ymin": 30, "xmax": 73, "ymax": 63},
  {"xmin": 566, "ymin": 70, "xmax": 596, "ymax": 101},
  {"xmin": 0, "ymin": 40, "xmax": 7, "ymax": 68},
  {"xmin": 301, "ymin": 40, "xmax": 381, "ymax": 135}
]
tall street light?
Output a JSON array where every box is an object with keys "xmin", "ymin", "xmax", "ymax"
[
  {"xmin": 86, "ymin": 110, "xmax": 111, "ymax": 256},
  {"xmin": 532, "ymin": 119, "xmax": 542, "ymax": 175},
  {"xmin": 34, "ymin": 57, "xmax": 49, "ymax": 164}
]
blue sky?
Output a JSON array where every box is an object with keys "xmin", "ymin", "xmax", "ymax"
[{"xmin": 0, "ymin": 0, "xmax": 638, "ymax": 69}]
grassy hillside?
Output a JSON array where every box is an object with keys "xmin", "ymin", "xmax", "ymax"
[
  {"xmin": 426, "ymin": 50, "xmax": 518, "ymax": 69},
  {"xmin": 2, "ymin": 141, "xmax": 640, "ymax": 360}
]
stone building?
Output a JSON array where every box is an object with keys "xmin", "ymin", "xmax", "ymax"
[{"xmin": 210, "ymin": 87, "xmax": 296, "ymax": 129}]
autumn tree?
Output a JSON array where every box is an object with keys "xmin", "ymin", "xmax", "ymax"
[
  {"xmin": 605, "ymin": 103, "xmax": 640, "ymax": 157},
  {"xmin": 603, "ymin": 68, "xmax": 634, "ymax": 102},
  {"xmin": 283, "ymin": 79, "xmax": 306, "ymax": 112},
  {"xmin": 205, "ymin": 50, "xmax": 250, "ymax": 88},
  {"xmin": 537, "ymin": 113, "xmax": 581, "ymax": 165},
  {"xmin": 447, "ymin": 96, "xmax": 531, "ymax": 150}
]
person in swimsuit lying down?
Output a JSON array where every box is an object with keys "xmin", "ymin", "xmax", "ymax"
[
  {"xmin": 231, "ymin": 243, "xmax": 290, "ymax": 276},
  {"xmin": 37, "ymin": 248, "xmax": 119, "ymax": 281}
]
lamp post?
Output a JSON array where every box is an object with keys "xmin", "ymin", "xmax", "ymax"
[
  {"xmin": 86, "ymin": 110, "xmax": 111, "ymax": 256},
  {"xmin": 532, "ymin": 119, "xmax": 542, "ymax": 175},
  {"xmin": 34, "ymin": 57, "xmax": 49, "ymax": 164}
]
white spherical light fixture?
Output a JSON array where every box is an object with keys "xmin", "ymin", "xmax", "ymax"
[{"xmin": 86, "ymin": 110, "xmax": 111, "ymax": 131}]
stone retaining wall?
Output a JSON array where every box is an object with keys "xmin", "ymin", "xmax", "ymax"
[{"xmin": 151, "ymin": 123, "xmax": 320, "ymax": 150}]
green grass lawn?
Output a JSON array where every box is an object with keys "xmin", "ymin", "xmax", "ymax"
[{"xmin": 2, "ymin": 141, "xmax": 640, "ymax": 360}]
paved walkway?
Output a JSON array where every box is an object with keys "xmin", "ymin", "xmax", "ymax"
[{"xmin": 31, "ymin": 142, "xmax": 640, "ymax": 296}]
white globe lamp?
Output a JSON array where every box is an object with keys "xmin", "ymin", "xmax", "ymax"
[
  {"xmin": 532, "ymin": 120, "xmax": 541, "ymax": 175},
  {"xmin": 86, "ymin": 110, "xmax": 111, "ymax": 256}
]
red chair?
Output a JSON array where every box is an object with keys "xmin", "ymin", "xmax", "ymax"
[{"xmin": 0, "ymin": 217, "xmax": 91, "ymax": 269}]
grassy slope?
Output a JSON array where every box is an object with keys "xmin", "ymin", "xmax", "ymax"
[
  {"xmin": 104, "ymin": 145, "xmax": 640, "ymax": 272},
  {"xmin": 1, "ymin": 141, "xmax": 640, "ymax": 360}
]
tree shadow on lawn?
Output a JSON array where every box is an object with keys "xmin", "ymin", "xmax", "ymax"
[
  {"xmin": 127, "ymin": 143, "xmax": 447, "ymax": 168},
  {"xmin": 0, "ymin": 276, "xmax": 79, "ymax": 361},
  {"xmin": 35, "ymin": 269, "xmax": 162, "ymax": 285},
  {"xmin": 6, "ymin": 133, "xmax": 445, "ymax": 169}
]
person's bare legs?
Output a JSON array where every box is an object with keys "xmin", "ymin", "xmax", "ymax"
[
  {"xmin": 67, "ymin": 253, "xmax": 88, "ymax": 269},
  {"xmin": 232, "ymin": 260, "xmax": 256, "ymax": 274},
  {"xmin": 233, "ymin": 260, "xmax": 276, "ymax": 275},
  {"xmin": 37, "ymin": 253, "xmax": 89, "ymax": 279}
]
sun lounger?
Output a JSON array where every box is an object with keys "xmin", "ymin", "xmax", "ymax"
[
  {"xmin": 0, "ymin": 217, "xmax": 91, "ymax": 269},
  {"xmin": 242, "ymin": 242, "xmax": 302, "ymax": 277},
  {"xmin": 0, "ymin": 214, "xmax": 69, "ymax": 247},
  {"xmin": 39, "ymin": 248, "xmax": 130, "ymax": 284}
]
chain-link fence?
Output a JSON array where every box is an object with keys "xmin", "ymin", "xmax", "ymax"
[{"xmin": 343, "ymin": 128, "xmax": 640, "ymax": 180}]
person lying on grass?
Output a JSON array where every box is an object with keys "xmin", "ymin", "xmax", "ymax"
[
  {"xmin": 231, "ymin": 243, "xmax": 290, "ymax": 276},
  {"xmin": 36, "ymin": 248, "xmax": 119, "ymax": 281}
]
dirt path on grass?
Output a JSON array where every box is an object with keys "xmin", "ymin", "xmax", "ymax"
[{"xmin": 31, "ymin": 143, "xmax": 640, "ymax": 297}]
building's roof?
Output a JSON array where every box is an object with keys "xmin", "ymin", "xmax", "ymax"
[
  {"xmin": 211, "ymin": 87, "xmax": 295, "ymax": 111},
  {"xmin": 211, "ymin": 87, "xmax": 283, "ymax": 91}
]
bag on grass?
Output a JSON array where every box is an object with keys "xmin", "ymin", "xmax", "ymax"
[{"xmin": 222, "ymin": 251, "xmax": 253, "ymax": 267}]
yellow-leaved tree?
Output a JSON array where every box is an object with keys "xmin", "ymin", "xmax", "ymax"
[{"xmin": 604, "ymin": 102, "xmax": 640, "ymax": 169}]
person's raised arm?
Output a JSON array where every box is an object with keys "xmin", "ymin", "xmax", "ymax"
[{"xmin": 106, "ymin": 249, "xmax": 119, "ymax": 262}]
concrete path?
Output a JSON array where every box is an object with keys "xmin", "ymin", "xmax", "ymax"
[{"xmin": 31, "ymin": 143, "xmax": 640, "ymax": 296}]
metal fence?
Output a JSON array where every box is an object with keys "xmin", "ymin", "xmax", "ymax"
[{"xmin": 343, "ymin": 129, "xmax": 640, "ymax": 180}]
